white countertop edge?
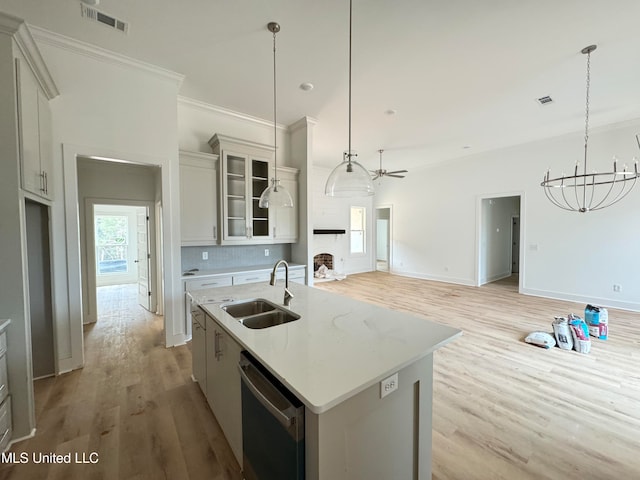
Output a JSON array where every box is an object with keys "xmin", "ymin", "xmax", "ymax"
[{"xmin": 182, "ymin": 263, "xmax": 306, "ymax": 280}]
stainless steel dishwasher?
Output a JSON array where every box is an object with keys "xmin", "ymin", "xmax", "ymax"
[{"xmin": 239, "ymin": 351, "xmax": 305, "ymax": 480}]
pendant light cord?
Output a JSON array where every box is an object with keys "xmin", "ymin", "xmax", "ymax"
[
  {"xmin": 272, "ymin": 26, "xmax": 279, "ymax": 185},
  {"xmin": 347, "ymin": 0, "xmax": 352, "ymax": 165},
  {"xmin": 582, "ymin": 48, "xmax": 592, "ymax": 205}
]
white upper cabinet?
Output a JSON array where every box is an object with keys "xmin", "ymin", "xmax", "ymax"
[
  {"xmin": 271, "ymin": 166, "xmax": 299, "ymax": 243},
  {"xmin": 15, "ymin": 55, "xmax": 54, "ymax": 200},
  {"xmin": 179, "ymin": 150, "xmax": 219, "ymax": 246},
  {"xmin": 209, "ymin": 134, "xmax": 274, "ymax": 245}
]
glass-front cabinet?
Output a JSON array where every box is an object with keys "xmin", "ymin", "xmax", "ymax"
[{"xmin": 209, "ymin": 134, "xmax": 274, "ymax": 244}]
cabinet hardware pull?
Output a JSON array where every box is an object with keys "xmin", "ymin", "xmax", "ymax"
[
  {"xmin": 40, "ymin": 172, "xmax": 46, "ymax": 192},
  {"xmin": 213, "ymin": 226, "xmax": 217, "ymax": 240},
  {"xmin": 202, "ymin": 282, "xmax": 221, "ymax": 287},
  {"xmin": 44, "ymin": 171, "xmax": 48, "ymax": 194},
  {"xmin": 215, "ymin": 330, "xmax": 222, "ymax": 360}
]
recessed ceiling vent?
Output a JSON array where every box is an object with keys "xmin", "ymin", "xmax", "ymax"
[
  {"xmin": 80, "ymin": 4, "xmax": 128, "ymax": 34},
  {"xmin": 536, "ymin": 95, "xmax": 554, "ymax": 105}
]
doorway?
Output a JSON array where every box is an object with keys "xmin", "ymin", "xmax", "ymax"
[
  {"xmin": 375, "ymin": 206, "xmax": 392, "ymax": 272},
  {"xmin": 477, "ymin": 194, "xmax": 523, "ymax": 288},
  {"xmin": 24, "ymin": 199, "xmax": 56, "ymax": 379},
  {"xmin": 86, "ymin": 201, "xmax": 157, "ymax": 323}
]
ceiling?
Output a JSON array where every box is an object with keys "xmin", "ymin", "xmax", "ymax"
[{"xmin": 4, "ymin": 0, "xmax": 640, "ymax": 171}]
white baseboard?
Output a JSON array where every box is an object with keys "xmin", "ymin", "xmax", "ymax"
[
  {"xmin": 389, "ymin": 269, "xmax": 476, "ymax": 287},
  {"xmin": 520, "ymin": 287, "xmax": 640, "ymax": 313},
  {"xmin": 7, "ymin": 428, "xmax": 36, "ymax": 450}
]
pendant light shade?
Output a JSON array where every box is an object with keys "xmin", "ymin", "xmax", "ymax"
[
  {"xmin": 258, "ymin": 22, "xmax": 293, "ymax": 209},
  {"xmin": 325, "ymin": 151, "xmax": 375, "ymax": 197},
  {"xmin": 325, "ymin": 0, "xmax": 375, "ymax": 197},
  {"xmin": 259, "ymin": 178, "xmax": 293, "ymax": 208}
]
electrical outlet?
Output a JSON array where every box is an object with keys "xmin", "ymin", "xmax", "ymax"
[
  {"xmin": 380, "ymin": 373, "xmax": 398, "ymax": 399},
  {"xmin": 264, "ymin": 249, "xmax": 269, "ymax": 257},
  {"xmin": 202, "ymin": 251, "xmax": 208, "ymax": 260},
  {"xmin": 613, "ymin": 284, "xmax": 621, "ymax": 292}
]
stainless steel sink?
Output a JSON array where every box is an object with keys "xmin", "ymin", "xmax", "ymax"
[
  {"xmin": 221, "ymin": 298, "xmax": 300, "ymax": 329},
  {"xmin": 222, "ymin": 299, "xmax": 276, "ymax": 318}
]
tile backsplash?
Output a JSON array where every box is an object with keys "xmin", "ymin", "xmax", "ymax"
[{"xmin": 181, "ymin": 244, "xmax": 291, "ymax": 272}]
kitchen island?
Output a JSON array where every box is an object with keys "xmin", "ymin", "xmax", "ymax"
[{"xmin": 191, "ymin": 280, "xmax": 461, "ymax": 479}]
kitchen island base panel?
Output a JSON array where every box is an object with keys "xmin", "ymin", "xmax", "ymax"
[{"xmin": 305, "ymin": 354, "xmax": 433, "ymax": 480}]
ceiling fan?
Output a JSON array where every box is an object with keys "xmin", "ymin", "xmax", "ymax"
[{"xmin": 370, "ymin": 149, "xmax": 408, "ymax": 180}]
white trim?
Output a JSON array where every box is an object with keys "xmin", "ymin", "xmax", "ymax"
[
  {"xmin": 390, "ymin": 269, "xmax": 476, "ymax": 287},
  {"xmin": 475, "ymin": 191, "xmax": 525, "ymax": 293},
  {"xmin": 30, "ymin": 26, "xmax": 184, "ymax": 86},
  {"xmin": 520, "ymin": 287, "xmax": 640, "ymax": 313},
  {"xmin": 289, "ymin": 116, "xmax": 318, "ymax": 133},
  {"xmin": 179, "ymin": 96, "xmax": 288, "ymax": 131},
  {"xmin": 0, "ymin": 13, "xmax": 59, "ymax": 99},
  {"xmin": 7, "ymin": 428, "xmax": 37, "ymax": 451},
  {"xmin": 374, "ymin": 205, "xmax": 393, "ymax": 271}
]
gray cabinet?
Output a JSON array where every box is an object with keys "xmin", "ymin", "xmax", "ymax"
[
  {"xmin": 190, "ymin": 306, "xmax": 207, "ymax": 395},
  {"xmin": 271, "ymin": 166, "xmax": 299, "ymax": 243},
  {"xmin": 179, "ymin": 150, "xmax": 219, "ymax": 246},
  {"xmin": 205, "ymin": 314, "xmax": 243, "ymax": 465},
  {"xmin": 15, "ymin": 55, "xmax": 54, "ymax": 200},
  {"xmin": 0, "ymin": 321, "xmax": 11, "ymax": 452}
]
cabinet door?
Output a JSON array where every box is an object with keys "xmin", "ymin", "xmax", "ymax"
[
  {"xmin": 191, "ymin": 311, "xmax": 206, "ymax": 395},
  {"xmin": 204, "ymin": 315, "xmax": 243, "ymax": 465},
  {"xmin": 37, "ymin": 89, "xmax": 53, "ymax": 200},
  {"xmin": 272, "ymin": 169, "xmax": 298, "ymax": 243},
  {"xmin": 220, "ymin": 151, "xmax": 273, "ymax": 244},
  {"xmin": 249, "ymin": 157, "xmax": 271, "ymax": 241},
  {"xmin": 15, "ymin": 57, "xmax": 43, "ymax": 197},
  {"xmin": 222, "ymin": 151, "xmax": 249, "ymax": 241},
  {"xmin": 180, "ymin": 152, "xmax": 218, "ymax": 245}
]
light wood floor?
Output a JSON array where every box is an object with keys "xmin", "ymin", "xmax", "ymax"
[
  {"xmin": 0, "ymin": 284, "xmax": 241, "ymax": 480},
  {"xmin": 3, "ymin": 274, "xmax": 640, "ymax": 479},
  {"xmin": 316, "ymin": 272, "xmax": 640, "ymax": 480}
]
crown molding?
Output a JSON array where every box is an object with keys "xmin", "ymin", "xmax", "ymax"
[
  {"xmin": 0, "ymin": 13, "xmax": 59, "ymax": 99},
  {"xmin": 288, "ymin": 116, "xmax": 318, "ymax": 133},
  {"xmin": 29, "ymin": 25, "xmax": 184, "ymax": 87},
  {"xmin": 178, "ymin": 95, "xmax": 288, "ymax": 132}
]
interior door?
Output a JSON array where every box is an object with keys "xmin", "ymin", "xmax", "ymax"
[
  {"xmin": 511, "ymin": 216, "xmax": 520, "ymax": 274},
  {"xmin": 137, "ymin": 208, "xmax": 151, "ymax": 311}
]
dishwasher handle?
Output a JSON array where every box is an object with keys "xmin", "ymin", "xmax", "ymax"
[{"xmin": 238, "ymin": 361, "xmax": 295, "ymax": 429}]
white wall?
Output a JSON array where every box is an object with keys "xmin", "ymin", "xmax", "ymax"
[
  {"xmin": 178, "ymin": 97, "xmax": 290, "ymax": 164},
  {"xmin": 32, "ymin": 30, "xmax": 186, "ymax": 363},
  {"xmin": 374, "ymin": 119, "xmax": 640, "ymax": 310},
  {"xmin": 311, "ymin": 165, "xmax": 374, "ymax": 275}
]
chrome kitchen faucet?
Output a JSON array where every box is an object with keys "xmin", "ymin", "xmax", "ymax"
[{"xmin": 270, "ymin": 259, "xmax": 293, "ymax": 307}]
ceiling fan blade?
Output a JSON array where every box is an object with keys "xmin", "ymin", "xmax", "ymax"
[
  {"xmin": 386, "ymin": 174, "xmax": 405, "ymax": 178},
  {"xmin": 386, "ymin": 170, "xmax": 408, "ymax": 174}
]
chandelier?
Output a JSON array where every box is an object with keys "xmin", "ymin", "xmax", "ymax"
[{"xmin": 541, "ymin": 45, "xmax": 639, "ymax": 212}]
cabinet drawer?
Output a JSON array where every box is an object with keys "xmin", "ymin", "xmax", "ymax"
[
  {"xmin": 186, "ymin": 276, "xmax": 233, "ymax": 291},
  {"xmin": 0, "ymin": 355, "xmax": 7, "ymax": 405},
  {"xmin": 276, "ymin": 268, "xmax": 305, "ymax": 280},
  {"xmin": 233, "ymin": 272, "xmax": 271, "ymax": 285},
  {"xmin": 0, "ymin": 331, "xmax": 6, "ymax": 358},
  {"xmin": 0, "ymin": 396, "xmax": 10, "ymax": 452}
]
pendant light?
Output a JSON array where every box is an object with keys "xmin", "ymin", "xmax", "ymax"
[
  {"xmin": 324, "ymin": 0, "xmax": 375, "ymax": 197},
  {"xmin": 541, "ymin": 45, "xmax": 639, "ymax": 212},
  {"xmin": 259, "ymin": 22, "xmax": 293, "ymax": 209}
]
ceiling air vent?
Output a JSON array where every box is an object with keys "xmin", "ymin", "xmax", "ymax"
[
  {"xmin": 536, "ymin": 95, "xmax": 554, "ymax": 105},
  {"xmin": 80, "ymin": 4, "xmax": 128, "ymax": 34}
]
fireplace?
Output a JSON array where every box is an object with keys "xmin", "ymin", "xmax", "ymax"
[
  {"xmin": 313, "ymin": 253, "xmax": 346, "ymax": 281},
  {"xmin": 313, "ymin": 253, "xmax": 333, "ymax": 272}
]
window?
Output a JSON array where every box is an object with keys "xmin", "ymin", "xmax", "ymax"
[
  {"xmin": 95, "ymin": 214, "xmax": 129, "ymax": 275},
  {"xmin": 350, "ymin": 206, "xmax": 366, "ymax": 254}
]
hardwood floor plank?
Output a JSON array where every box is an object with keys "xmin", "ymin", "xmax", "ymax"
[{"xmin": 316, "ymin": 272, "xmax": 640, "ymax": 480}]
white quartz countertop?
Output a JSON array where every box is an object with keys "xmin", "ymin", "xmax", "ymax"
[
  {"xmin": 182, "ymin": 263, "xmax": 305, "ymax": 280},
  {"xmin": 194, "ymin": 282, "xmax": 461, "ymax": 414}
]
